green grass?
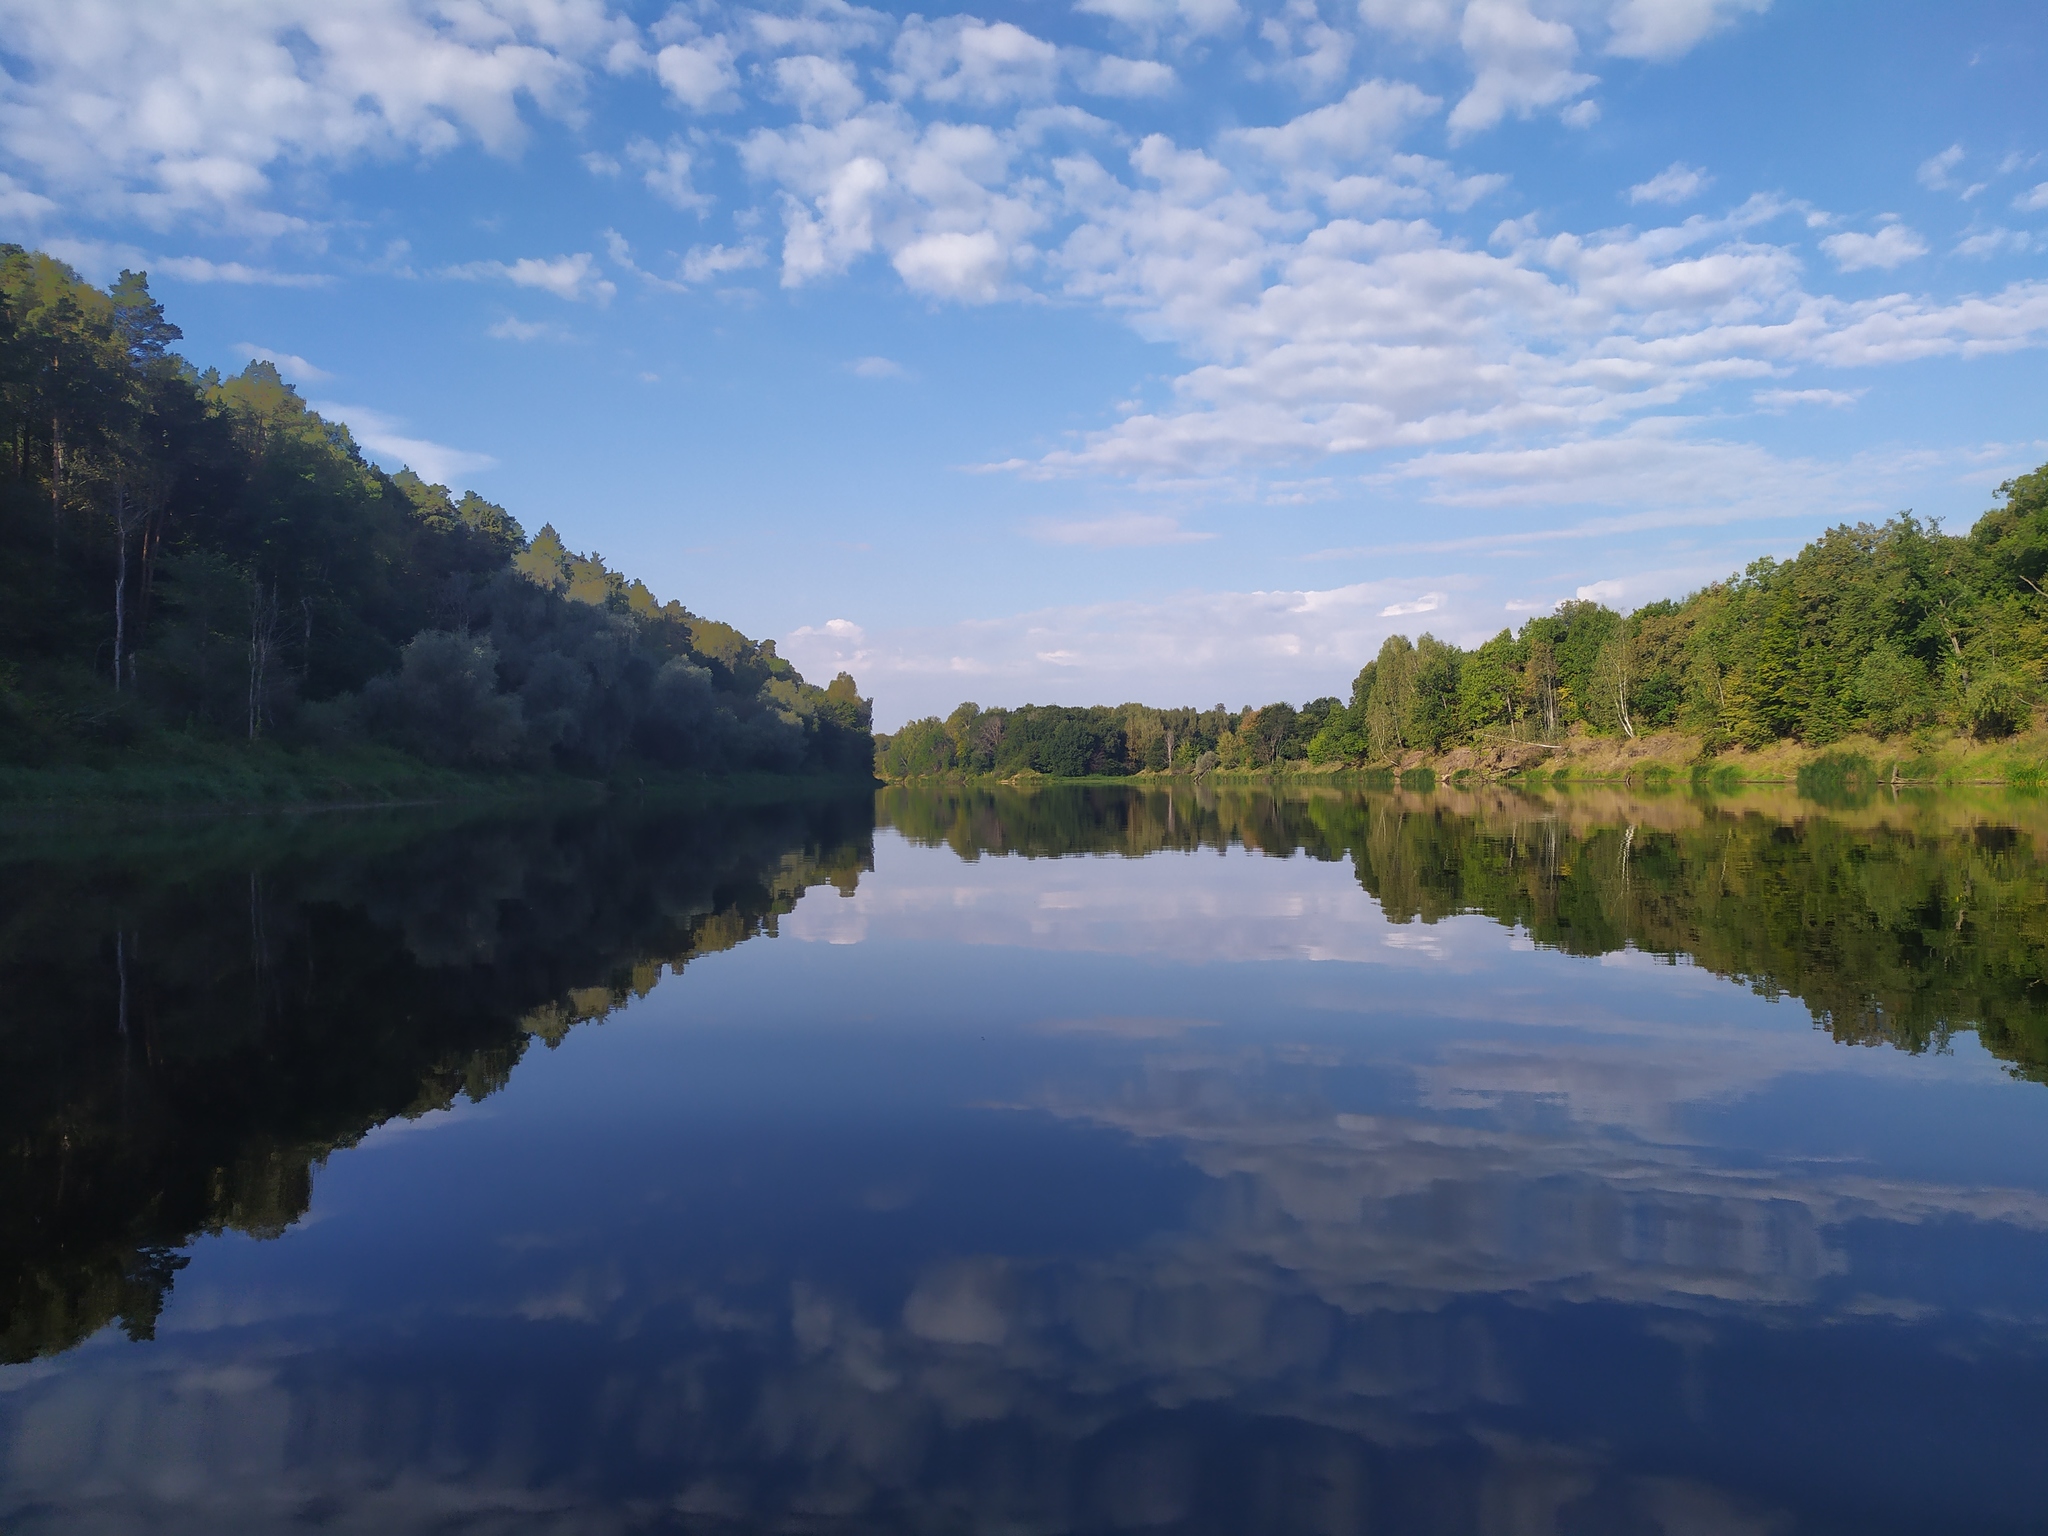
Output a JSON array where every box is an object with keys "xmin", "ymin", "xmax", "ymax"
[{"xmin": 0, "ymin": 732, "xmax": 875, "ymax": 817}]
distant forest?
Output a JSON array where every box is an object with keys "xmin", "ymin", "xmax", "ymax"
[
  {"xmin": 0, "ymin": 246, "xmax": 872, "ymax": 778},
  {"xmin": 878, "ymin": 468, "xmax": 2048, "ymax": 779}
]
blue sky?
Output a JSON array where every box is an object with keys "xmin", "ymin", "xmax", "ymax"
[{"xmin": 2, "ymin": 0, "xmax": 2043, "ymax": 726}]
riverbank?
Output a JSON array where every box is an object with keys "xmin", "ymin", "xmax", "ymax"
[
  {"xmin": 873, "ymin": 722, "xmax": 2048, "ymax": 791},
  {"xmin": 0, "ymin": 734, "xmax": 878, "ymax": 818}
]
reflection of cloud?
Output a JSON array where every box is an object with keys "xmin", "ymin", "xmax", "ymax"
[
  {"xmin": 1036, "ymin": 1013, "xmax": 1221, "ymax": 1037},
  {"xmin": 781, "ymin": 837, "xmax": 1460, "ymax": 967}
]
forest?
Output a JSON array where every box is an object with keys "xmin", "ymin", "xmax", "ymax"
[
  {"xmin": 876, "ymin": 469, "xmax": 2048, "ymax": 779},
  {"xmin": 0, "ymin": 246, "xmax": 872, "ymax": 782}
]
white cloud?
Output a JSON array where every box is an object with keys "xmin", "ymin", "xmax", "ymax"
[
  {"xmin": 772, "ymin": 54, "xmax": 866, "ymax": 122},
  {"xmin": 1229, "ymin": 81, "xmax": 1441, "ymax": 166},
  {"xmin": 682, "ymin": 241, "xmax": 767, "ymax": 282},
  {"xmin": 1753, "ymin": 387, "xmax": 1859, "ymax": 411},
  {"xmin": 1918, "ymin": 143, "xmax": 1965, "ymax": 190},
  {"xmin": 1379, "ymin": 592, "xmax": 1445, "ymax": 616},
  {"xmin": 1074, "ymin": 0, "xmax": 1244, "ymax": 44},
  {"xmin": 1628, "ymin": 162, "xmax": 1711, "ymax": 205},
  {"xmin": 486, "ymin": 317, "xmax": 559, "ymax": 341},
  {"xmin": 1604, "ymin": 0, "xmax": 1771, "ymax": 62},
  {"xmin": 1821, "ymin": 223, "xmax": 1929, "ymax": 272},
  {"xmin": 893, "ymin": 228, "xmax": 1007, "ymax": 300},
  {"xmin": 627, "ymin": 136, "xmax": 710, "ymax": 210},
  {"xmin": 744, "ymin": 105, "xmax": 1045, "ymax": 294},
  {"xmin": 1078, "ymin": 55, "xmax": 1178, "ymax": 98},
  {"xmin": 1955, "ymin": 227, "xmax": 2037, "ymax": 259},
  {"xmin": 0, "ymin": 0, "xmax": 629, "ymax": 230},
  {"xmin": 2014, "ymin": 182, "xmax": 2048, "ymax": 213},
  {"xmin": 1448, "ymin": 0, "xmax": 1596, "ymax": 139},
  {"xmin": 1358, "ymin": 0, "xmax": 1458, "ymax": 40},
  {"xmin": 309, "ymin": 401, "xmax": 495, "ymax": 484},
  {"xmin": 233, "ymin": 343, "xmax": 331, "ymax": 382},
  {"xmin": 1028, "ymin": 512, "xmax": 1214, "ymax": 546},
  {"xmin": 444, "ymin": 251, "xmax": 616, "ymax": 302},
  {"xmin": 850, "ymin": 355, "xmax": 907, "ymax": 378},
  {"xmin": 1576, "ymin": 578, "xmax": 1625, "ymax": 602},
  {"xmin": 655, "ymin": 37, "xmax": 740, "ymax": 111},
  {"xmin": 0, "ymin": 171, "xmax": 57, "ymax": 223},
  {"xmin": 890, "ymin": 17, "xmax": 1060, "ymax": 107},
  {"xmin": 152, "ymin": 256, "xmax": 329, "ymax": 286}
]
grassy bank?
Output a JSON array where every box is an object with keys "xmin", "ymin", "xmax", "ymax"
[
  {"xmin": 0, "ymin": 733, "xmax": 879, "ymax": 818},
  {"xmin": 874, "ymin": 722, "xmax": 2048, "ymax": 793}
]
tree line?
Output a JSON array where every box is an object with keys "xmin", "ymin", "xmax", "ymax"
[
  {"xmin": 0, "ymin": 246, "xmax": 872, "ymax": 778},
  {"xmin": 877, "ymin": 471, "xmax": 2048, "ymax": 779}
]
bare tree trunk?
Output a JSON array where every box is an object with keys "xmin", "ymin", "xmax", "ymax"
[
  {"xmin": 50, "ymin": 411, "xmax": 63, "ymax": 555},
  {"xmin": 248, "ymin": 578, "xmax": 280, "ymax": 740},
  {"xmin": 112, "ymin": 480, "xmax": 131, "ymax": 690}
]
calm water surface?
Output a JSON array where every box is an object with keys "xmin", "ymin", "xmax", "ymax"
[{"xmin": 4, "ymin": 783, "xmax": 2048, "ymax": 1534}]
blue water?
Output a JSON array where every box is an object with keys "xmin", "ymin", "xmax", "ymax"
[{"xmin": 4, "ymin": 795, "xmax": 2047, "ymax": 1533}]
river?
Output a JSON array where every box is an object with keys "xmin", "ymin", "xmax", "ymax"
[{"xmin": 3, "ymin": 781, "xmax": 2046, "ymax": 1533}]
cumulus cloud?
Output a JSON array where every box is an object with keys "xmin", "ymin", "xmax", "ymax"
[
  {"xmin": 1753, "ymin": 387, "xmax": 1860, "ymax": 411},
  {"xmin": 1078, "ymin": 55, "xmax": 1178, "ymax": 97},
  {"xmin": 655, "ymin": 36, "xmax": 740, "ymax": 111},
  {"xmin": 0, "ymin": 0, "xmax": 629, "ymax": 229},
  {"xmin": 1448, "ymin": 0, "xmax": 1596, "ymax": 139},
  {"xmin": 890, "ymin": 17, "xmax": 1060, "ymax": 106},
  {"xmin": 1074, "ymin": 0, "xmax": 1244, "ymax": 43},
  {"xmin": 627, "ymin": 135, "xmax": 710, "ymax": 209},
  {"xmin": 485, "ymin": 317, "xmax": 562, "ymax": 341},
  {"xmin": 1604, "ymin": 0, "xmax": 1771, "ymax": 61},
  {"xmin": 1380, "ymin": 592, "xmax": 1445, "ymax": 616},
  {"xmin": 234, "ymin": 343, "xmax": 331, "ymax": 382},
  {"xmin": 681, "ymin": 240, "xmax": 767, "ymax": 282},
  {"xmin": 0, "ymin": 171, "xmax": 57, "ymax": 223},
  {"xmin": 1821, "ymin": 223, "xmax": 1929, "ymax": 272},
  {"xmin": 1229, "ymin": 80, "xmax": 1440, "ymax": 165},
  {"xmin": 893, "ymin": 228, "xmax": 1007, "ymax": 300},
  {"xmin": 444, "ymin": 251, "xmax": 617, "ymax": 302},
  {"xmin": 1954, "ymin": 227, "xmax": 2037, "ymax": 259},
  {"xmin": 849, "ymin": 354, "xmax": 907, "ymax": 378},
  {"xmin": 772, "ymin": 54, "xmax": 867, "ymax": 122},
  {"xmin": 1917, "ymin": 144, "xmax": 1965, "ymax": 191},
  {"xmin": 1628, "ymin": 162, "xmax": 1711, "ymax": 205},
  {"xmin": 309, "ymin": 401, "xmax": 496, "ymax": 484}
]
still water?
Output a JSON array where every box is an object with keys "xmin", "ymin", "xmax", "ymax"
[{"xmin": 4, "ymin": 783, "xmax": 2047, "ymax": 1533}]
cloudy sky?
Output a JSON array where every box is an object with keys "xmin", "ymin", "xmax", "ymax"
[{"xmin": 2, "ymin": 0, "xmax": 2042, "ymax": 724}]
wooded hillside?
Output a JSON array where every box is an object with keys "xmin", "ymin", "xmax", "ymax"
[{"xmin": 0, "ymin": 246, "xmax": 872, "ymax": 781}]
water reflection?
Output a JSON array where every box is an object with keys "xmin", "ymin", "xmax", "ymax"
[
  {"xmin": 881, "ymin": 782, "xmax": 2048, "ymax": 1076},
  {"xmin": 0, "ymin": 792, "xmax": 874, "ymax": 1363},
  {"xmin": 3, "ymin": 783, "xmax": 2046, "ymax": 1534}
]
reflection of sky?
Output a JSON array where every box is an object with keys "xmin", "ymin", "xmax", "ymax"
[{"xmin": 8, "ymin": 833, "xmax": 2048, "ymax": 1534}]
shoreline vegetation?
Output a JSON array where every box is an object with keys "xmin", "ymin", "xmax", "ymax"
[
  {"xmin": 877, "ymin": 463, "xmax": 2048, "ymax": 792},
  {"xmin": 0, "ymin": 246, "xmax": 874, "ymax": 808}
]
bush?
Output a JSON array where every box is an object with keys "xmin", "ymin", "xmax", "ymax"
[
  {"xmin": 360, "ymin": 632, "xmax": 527, "ymax": 766},
  {"xmin": 1965, "ymin": 669, "xmax": 2031, "ymax": 740}
]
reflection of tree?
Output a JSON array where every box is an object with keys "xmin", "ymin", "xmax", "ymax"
[
  {"xmin": 0, "ymin": 792, "xmax": 874, "ymax": 1363},
  {"xmin": 879, "ymin": 784, "xmax": 2048, "ymax": 1080}
]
